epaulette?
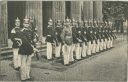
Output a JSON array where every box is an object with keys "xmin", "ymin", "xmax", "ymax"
[{"xmin": 11, "ymin": 28, "xmax": 16, "ymax": 33}]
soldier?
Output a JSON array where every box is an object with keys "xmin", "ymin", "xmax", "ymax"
[
  {"xmin": 75, "ymin": 20, "xmax": 83, "ymax": 60},
  {"xmin": 102, "ymin": 22, "xmax": 108, "ymax": 50},
  {"xmin": 61, "ymin": 17, "xmax": 73, "ymax": 65},
  {"xmin": 86, "ymin": 19, "xmax": 93, "ymax": 55},
  {"xmin": 29, "ymin": 16, "xmax": 39, "ymax": 60},
  {"xmin": 70, "ymin": 18, "xmax": 77, "ymax": 63},
  {"xmin": 104, "ymin": 22, "xmax": 110, "ymax": 50},
  {"xmin": 99, "ymin": 22, "xmax": 104, "ymax": 51},
  {"xmin": 11, "ymin": 17, "xmax": 22, "ymax": 70},
  {"xmin": 105, "ymin": 24, "xmax": 111, "ymax": 49},
  {"xmin": 94, "ymin": 19, "xmax": 100, "ymax": 53},
  {"xmin": 54, "ymin": 20, "xmax": 63, "ymax": 58},
  {"xmin": 45, "ymin": 18, "xmax": 54, "ymax": 60},
  {"xmin": 19, "ymin": 16, "xmax": 38, "ymax": 81},
  {"xmin": 81, "ymin": 20, "xmax": 88, "ymax": 57},
  {"xmin": 89, "ymin": 19, "xmax": 96, "ymax": 54},
  {"xmin": 108, "ymin": 21, "xmax": 117, "ymax": 48}
]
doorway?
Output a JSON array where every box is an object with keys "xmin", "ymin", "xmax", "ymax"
[
  {"xmin": 42, "ymin": 1, "xmax": 53, "ymax": 36},
  {"xmin": 7, "ymin": 1, "xmax": 26, "ymax": 38},
  {"xmin": 65, "ymin": 1, "xmax": 71, "ymax": 19}
]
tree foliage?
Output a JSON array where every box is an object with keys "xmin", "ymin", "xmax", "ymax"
[{"xmin": 103, "ymin": 1, "xmax": 128, "ymax": 21}]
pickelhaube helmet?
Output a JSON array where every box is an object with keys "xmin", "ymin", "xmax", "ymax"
[
  {"xmin": 23, "ymin": 16, "xmax": 30, "ymax": 24},
  {"xmin": 65, "ymin": 17, "xmax": 71, "ymax": 23},
  {"xmin": 15, "ymin": 17, "xmax": 20, "ymax": 22},
  {"xmin": 48, "ymin": 18, "xmax": 53, "ymax": 25},
  {"xmin": 56, "ymin": 20, "xmax": 62, "ymax": 27}
]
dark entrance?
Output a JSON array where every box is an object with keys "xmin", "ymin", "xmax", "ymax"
[
  {"xmin": 65, "ymin": 1, "xmax": 71, "ymax": 19},
  {"xmin": 7, "ymin": 1, "xmax": 26, "ymax": 38},
  {"xmin": 42, "ymin": 1, "xmax": 53, "ymax": 36}
]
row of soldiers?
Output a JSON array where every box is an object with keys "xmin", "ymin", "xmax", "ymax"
[{"xmin": 46, "ymin": 18, "xmax": 117, "ymax": 66}]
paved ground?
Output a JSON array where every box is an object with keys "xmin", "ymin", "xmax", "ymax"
[{"xmin": 0, "ymin": 34, "xmax": 127, "ymax": 81}]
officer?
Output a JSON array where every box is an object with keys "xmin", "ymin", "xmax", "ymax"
[
  {"xmin": 61, "ymin": 17, "xmax": 73, "ymax": 65},
  {"xmin": 54, "ymin": 20, "xmax": 63, "ymax": 58},
  {"xmin": 45, "ymin": 18, "xmax": 54, "ymax": 60},
  {"xmin": 11, "ymin": 17, "xmax": 22, "ymax": 70},
  {"xmin": 19, "ymin": 16, "xmax": 38, "ymax": 81}
]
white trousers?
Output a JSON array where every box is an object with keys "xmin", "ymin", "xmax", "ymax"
[
  {"xmin": 96, "ymin": 39, "xmax": 100, "ymax": 52},
  {"xmin": 82, "ymin": 43, "xmax": 87, "ymax": 57},
  {"xmin": 20, "ymin": 54, "xmax": 33, "ymax": 80},
  {"xmin": 70, "ymin": 44, "xmax": 75, "ymax": 62},
  {"xmin": 103, "ymin": 39, "xmax": 107, "ymax": 50},
  {"xmin": 110, "ymin": 38, "xmax": 113, "ymax": 48},
  {"xmin": 100, "ymin": 39, "xmax": 104, "ymax": 51},
  {"xmin": 47, "ymin": 42, "xmax": 53, "ymax": 59},
  {"xmin": 107, "ymin": 38, "xmax": 111, "ymax": 48},
  {"xmin": 13, "ymin": 48, "xmax": 21, "ymax": 68},
  {"xmin": 62, "ymin": 44, "xmax": 72, "ymax": 65},
  {"xmin": 55, "ymin": 43, "xmax": 61, "ymax": 58},
  {"xmin": 75, "ymin": 43, "xmax": 82, "ymax": 60},
  {"xmin": 87, "ymin": 41, "xmax": 92, "ymax": 55},
  {"xmin": 92, "ymin": 40, "xmax": 96, "ymax": 54}
]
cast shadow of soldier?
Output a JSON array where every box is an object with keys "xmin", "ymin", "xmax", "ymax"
[{"xmin": 30, "ymin": 48, "xmax": 105, "ymax": 72}]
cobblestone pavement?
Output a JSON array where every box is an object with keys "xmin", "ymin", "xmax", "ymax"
[{"xmin": 0, "ymin": 34, "xmax": 127, "ymax": 81}]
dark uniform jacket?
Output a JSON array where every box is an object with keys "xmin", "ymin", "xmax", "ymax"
[
  {"xmin": 75, "ymin": 27, "xmax": 83, "ymax": 43},
  {"xmin": 86, "ymin": 27, "xmax": 94, "ymax": 43},
  {"xmin": 11, "ymin": 27, "xmax": 22, "ymax": 48},
  {"xmin": 81, "ymin": 27, "xmax": 88, "ymax": 45},
  {"xmin": 18, "ymin": 27, "xmax": 35, "ymax": 55},
  {"xmin": 109, "ymin": 28, "xmax": 117, "ymax": 39},
  {"xmin": 55, "ymin": 25, "xmax": 63, "ymax": 43},
  {"xmin": 45, "ymin": 25, "xmax": 55, "ymax": 43},
  {"xmin": 72, "ymin": 26, "xmax": 78, "ymax": 44}
]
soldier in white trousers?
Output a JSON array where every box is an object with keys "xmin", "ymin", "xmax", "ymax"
[
  {"xmin": 45, "ymin": 19, "xmax": 54, "ymax": 60},
  {"xmin": 11, "ymin": 17, "xmax": 22, "ymax": 70},
  {"xmin": 75, "ymin": 22, "xmax": 83, "ymax": 60},
  {"xmin": 61, "ymin": 18, "xmax": 73, "ymax": 65},
  {"xmin": 86, "ymin": 27, "xmax": 93, "ymax": 55},
  {"xmin": 81, "ymin": 24, "xmax": 88, "ymax": 57},
  {"xmin": 18, "ymin": 17, "xmax": 38, "ymax": 81},
  {"xmin": 54, "ymin": 20, "xmax": 63, "ymax": 58}
]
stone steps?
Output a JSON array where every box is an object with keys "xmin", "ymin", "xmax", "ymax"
[{"xmin": 0, "ymin": 44, "xmax": 46, "ymax": 60}]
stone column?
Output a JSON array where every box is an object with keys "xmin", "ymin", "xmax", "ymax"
[
  {"xmin": 83, "ymin": 1, "xmax": 93, "ymax": 20},
  {"xmin": 52, "ymin": 1, "xmax": 65, "ymax": 21},
  {"xmin": 93, "ymin": 1, "xmax": 103, "ymax": 21},
  {"xmin": 0, "ymin": 1, "xmax": 8, "ymax": 47},
  {"xmin": 70, "ymin": 1, "xmax": 82, "ymax": 21},
  {"xmin": 26, "ymin": 1, "xmax": 43, "ymax": 41}
]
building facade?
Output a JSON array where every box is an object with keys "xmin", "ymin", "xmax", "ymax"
[{"xmin": 0, "ymin": 1, "xmax": 103, "ymax": 48}]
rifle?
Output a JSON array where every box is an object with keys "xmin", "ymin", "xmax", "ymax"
[{"xmin": 53, "ymin": 21, "xmax": 59, "ymax": 46}]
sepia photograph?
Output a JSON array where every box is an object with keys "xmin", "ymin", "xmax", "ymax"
[{"xmin": 0, "ymin": 0, "xmax": 127, "ymax": 81}]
